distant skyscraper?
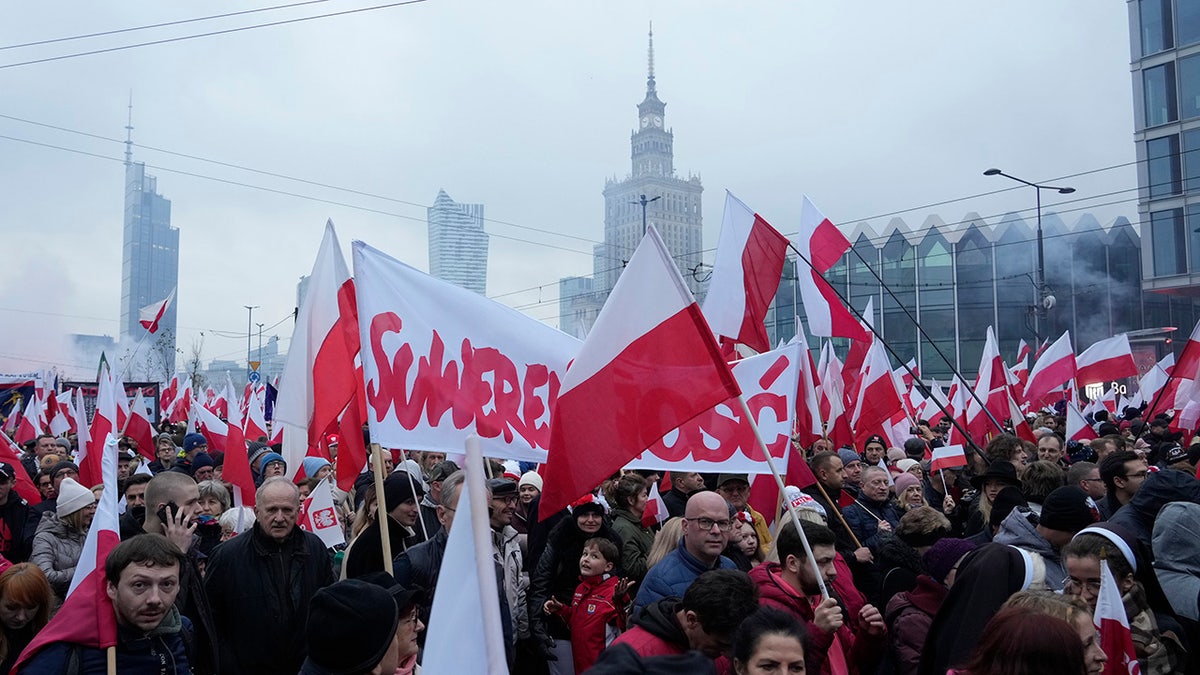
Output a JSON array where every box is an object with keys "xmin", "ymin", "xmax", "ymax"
[
  {"xmin": 119, "ymin": 109, "xmax": 179, "ymax": 360},
  {"xmin": 427, "ymin": 189, "xmax": 488, "ymax": 295}
]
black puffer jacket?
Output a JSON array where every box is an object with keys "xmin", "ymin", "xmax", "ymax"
[
  {"xmin": 528, "ymin": 516, "xmax": 621, "ymax": 640},
  {"xmin": 203, "ymin": 523, "xmax": 335, "ymax": 675}
]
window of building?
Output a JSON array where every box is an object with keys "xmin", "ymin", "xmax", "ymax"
[
  {"xmin": 1141, "ymin": 0, "xmax": 1174, "ymax": 54},
  {"xmin": 1188, "ymin": 203, "xmax": 1200, "ymax": 272},
  {"xmin": 1181, "ymin": 54, "xmax": 1200, "ymax": 119},
  {"xmin": 1185, "ymin": 129, "xmax": 1200, "ymax": 191},
  {"xmin": 1148, "ymin": 134, "xmax": 1182, "ymax": 197},
  {"xmin": 1145, "ymin": 63, "xmax": 1178, "ymax": 127},
  {"xmin": 1180, "ymin": 0, "xmax": 1200, "ymax": 48},
  {"xmin": 1151, "ymin": 208, "xmax": 1188, "ymax": 276}
]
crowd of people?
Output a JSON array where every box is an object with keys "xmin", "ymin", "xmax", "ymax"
[{"xmin": 0, "ymin": 403, "xmax": 1198, "ymax": 674}]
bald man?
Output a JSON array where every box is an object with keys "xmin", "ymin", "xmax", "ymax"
[{"xmin": 633, "ymin": 491, "xmax": 738, "ymax": 615}]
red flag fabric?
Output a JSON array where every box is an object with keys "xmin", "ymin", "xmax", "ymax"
[
  {"xmin": 795, "ymin": 197, "xmax": 869, "ymax": 342},
  {"xmin": 137, "ymin": 288, "xmax": 175, "ymax": 334},
  {"xmin": 540, "ymin": 224, "xmax": 740, "ymax": 517},
  {"xmin": 335, "ymin": 389, "xmax": 368, "ymax": 493},
  {"xmin": 1095, "ymin": 557, "xmax": 1140, "ymax": 675},
  {"xmin": 222, "ymin": 395, "xmax": 255, "ymax": 508},
  {"xmin": 1174, "ymin": 318, "xmax": 1200, "ymax": 382},
  {"xmin": 0, "ymin": 433, "xmax": 41, "ymax": 504},
  {"xmin": 13, "ymin": 395, "xmax": 42, "ymax": 447},
  {"xmin": 791, "ymin": 324, "xmax": 824, "ymax": 450},
  {"xmin": 14, "ymin": 435, "xmax": 120, "ymax": 670},
  {"xmin": 1066, "ymin": 402, "xmax": 1099, "ymax": 441},
  {"xmin": 641, "ymin": 481, "xmax": 669, "ymax": 528},
  {"xmin": 929, "ymin": 445, "xmax": 967, "ymax": 473},
  {"xmin": 243, "ymin": 387, "xmax": 268, "ymax": 443},
  {"xmin": 966, "ymin": 327, "xmax": 1009, "ymax": 442},
  {"xmin": 1076, "ymin": 334, "xmax": 1138, "ymax": 387},
  {"xmin": 1024, "ymin": 331, "xmax": 1076, "ymax": 406},
  {"xmin": 850, "ymin": 338, "xmax": 903, "ymax": 439},
  {"xmin": 191, "ymin": 404, "xmax": 230, "ymax": 455},
  {"xmin": 1, "ymin": 399, "xmax": 20, "ymax": 436},
  {"xmin": 79, "ymin": 375, "xmax": 116, "ymax": 487},
  {"xmin": 125, "ymin": 389, "xmax": 156, "ymax": 462},
  {"xmin": 702, "ymin": 191, "xmax": 789, "ymax": 354}
]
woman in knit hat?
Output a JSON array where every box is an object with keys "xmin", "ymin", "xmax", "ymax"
[
  {"xmin": 895, "ymin": 472, "xmax": 928, "ymax": 513},
  {"xmin": 514, "ymin": 471, "xmax": 542, "ymax": 536},
  {"xmin": 29, "ymin": 477, "xmax": 95, "ymax": 600}
]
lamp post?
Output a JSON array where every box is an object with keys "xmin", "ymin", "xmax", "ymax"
[
  {"xmin": 631, "ymin": 193, "xmax": 661, "ymax": 236},
  {"xmin": 983, "ymin": 169, "xmax": 1074, "ymax": 344},
  {"xmin": 244, "ymin": 305, "xmax": 258, "ymax": 381}
]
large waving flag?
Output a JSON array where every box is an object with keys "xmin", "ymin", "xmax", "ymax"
[
  {"xmin": 850, "ymin": 338, "xmax": 903, "ymax": 439},
  {"xmin": 1076, "ymin": 334, "xmax": 1137, "ymax": 387},
  {"xmin": 790, "ymin": 321, "xmax": 824, "ymax": 450},
  {"xmin": 1023, "ymin": 331, "xmax": 1076, "ymax": 406},
  {"xmin": 702, "ymin": 191, "xmax": 790, "ymax": 354},
  {"xmin": 13, "ymin": 394, "xmax": 43, "ymax": 447},
  {"xmin": 79, "ymin": 374, "xmax": 117, "ymax": 488},
  {"xmin": 274, "ymin": 221, "xmax": 360, "ymax": 480},
  {"xmin": 540, "ymin": 224, "xmax": 740, "ymax": 517},
  {"xmin": 14, "ymin": 435, "xmax": 120, "ymax": 671},
  {"xmin": 0, "ymin": 433, "xmax": 41, "ymax": 504},
  {"xmin": 125, "ymin": 389, "xmax": 156, "ymax": 462},
  {"xmin": 795, "ymin": 197, "xmax": 869, "ymax": 342},
  {"xmin": 223, "ymin": 394, "xmax": 255, "ymax": 508},
  {"xmin": 138, "ymin": 288, "xmax": 176, "ymax": 334},
  {"xmin": 1174, "ymin": 318, "xmax": 1200, "ymax": 383},
  {"xmin": 1095, "ymin": 557, "xmax": 1140, "ymax": 675}
]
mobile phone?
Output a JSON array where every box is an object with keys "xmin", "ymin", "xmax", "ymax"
[{"xmin": 156, "ymin": 500, "xmax": 180, "ymax": 524}]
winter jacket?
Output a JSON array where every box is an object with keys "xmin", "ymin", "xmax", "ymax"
[
  {"xmin": 749, "ymin": 563, "xmax": 885, "ymax": 675},
  {"xmin": 393, "ymin": 527, "xmax": 447, "ymax": 652},
  {"xmin": 876, "ymin": 536, "xmax": 924, "ymax": 609},
  {"xmin": 0, "ymin": 495, "xmax": 31, "ymax": 563},
  {"xmin": 661, "ymin": 487, "xmax": 693, "ymax": 519},
  {"xmin": 1111, "ymin": 470, "xmax": 1200, "ymax": 552},
  {"xmin": 553, "ymin": 573, "xmax": 628, "ymax": 673},
  {"xmin": 1123, "ymin": 582, "xmax": 1187, "ymax": 675},
  {"xmin": 18, "ymin": 607, "xmax": 191, "ymax": 675},
  {"xmin": 1152, "ymin": 501, "xmax": 1200, "ymax": 621},
  {"xmin": 633, "ymin": 540, "xmax": 735, "ymax": 616},
  {"xmin": 992, "ymin": 507, "xmax": 1066, "ymax": 590},
  {"xmin": 610, "ymin": 507, "xmax": 655, "ymax": 583},
  {"xmin": 609, "ymin": 597, "xmax": 688, "ymax": 657},
  {"xmin": 529, "ymin": 516, "xmax": 622, "ymax": 641},
  {"xmin": 841, "ymin": 496, "xmax": 900, "ymax": 552},
  {"xmin": 589, "ymin": 643, "xmax": 718, "ymax": 675},
  {"xmin": 203, "ymin": 522, "xmax": 335, "ymax": 675},
  {"xmin": 342, "ymin": 515, "xmax": 415, "ymax": 579},
  {"xmin": 494, "ymin": 524, "xmax": 529, "ymax": 641},
  {"xmin": 884, "ymin": 575, "xmax": 946, "ymax": 675},
  {"xmin": 30, "ymin": 511, "xmax": 86, "ymax": 599},
  {"xmin": 416, "ymin": 496, "xmax": 440, "ymax": 543},
  {"xmin": 803, "ymin": 485, "xmax": 858, "ymax": 558}
]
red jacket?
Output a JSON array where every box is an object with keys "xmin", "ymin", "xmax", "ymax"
[
  {"xmin": 556, "ymin": 574, "xmax": 628, "ymax": 673},
  {"xmin": 748, "ymin": 563, "xmax": 885, "ymax": 675}
]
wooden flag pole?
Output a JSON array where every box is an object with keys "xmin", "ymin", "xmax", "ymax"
[
  {"xmin": 401, "ymin": 461, "xmax": 430, "ymax": 542},
  {"xmin": 736, "ymin": 396, "xmax": 829, "ymax": 599},
  {"xmin": 107, "ymin": 645, "xmax": 116, "ymax": 675},
  {"xmin": 370, "ymin": 443, "xmax": 393, "ymax": 575}
]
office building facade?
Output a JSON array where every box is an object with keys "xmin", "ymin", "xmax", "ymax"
[
  {"xmin": 119, "ymin": 157, "xmax": 178, "ymax": 357},
  {"xmin": 427, "ymin": 189, "xmax": 488, "ymax": 295}
]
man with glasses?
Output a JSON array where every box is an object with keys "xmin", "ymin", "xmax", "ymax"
[
  {"xmin": 715, "ymin": 474, "xmax": 772, "ymax": 554},
  {"xmin": 487, "ymin": 478, "xmax": 527, "ymax": 664},
  {"xmin": 1098, "ymin": 451, "xmax": 1148, "ymax": 518},
  {"xmin": 633, "ymin": 491, "xmax": 736, "ymax": 616}
]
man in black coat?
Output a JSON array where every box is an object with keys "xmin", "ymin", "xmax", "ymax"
[
  {"xmin": 0, "ymin": 463, "xmax": 31, "ymax": 562},
  {"xmin": 204, "ymin": 478, "xmax": 335, "ymax": 675}
]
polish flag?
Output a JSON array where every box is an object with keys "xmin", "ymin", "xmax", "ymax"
[
  {"xmin": 223, "ymin": 394, "xmax": 255, "ymax": 508},
  {"xmin": 138, "ymin": 288, "xmax": 176, "ymax": 334},
  {"xmin": 929, "ymin": 445, "xmax": 968, "ymax": 473},
  {"xmin": 1095, "ymin": 558, "xmax": 1141, "ymax": 675},
  {"xmin": 111, "ymin": 370, "xmax": 130, "ymax": 432},
  {"xmin": 789, "ymin": 321, "xmax": 824, "ymax": 450},
  {"xmin": 1034, "ymin": 337, "xmax": 1050, "ymax": 361},
  {"xmin": 703, "ymin": 191, "xmax": 790, "ymax": 354},
  {"xmin": 274, "ymin": 221, "xmax": 360, "ymax": 480},
  {"xmin": 73, "ymin": 388, "xmax": 92, "ymax": 470},
  {"xmin": 12, "ymin": 397, "xmax": 39, "ymax": 446},
  {"xmin": 1174, "ymin": 318, "xmax": 1200, "ymax": 382},
  {"xmin": 966, "ymin": 327, "xmax": 1009, "ymax": 441},
  {"xmin": 1017, "ymin": 339, "xmax": 1032, "ymax": 365},
  {"xmin": 540, "ymin": 224, "xmax": 740, "ymax": 517},
  {"xmin": 1065, "ymin": 402, "xmax": 1098, "ymax": 441},
  {"xmin": 945, "ymin": 376, "xmax": 971, "ymax": 446},
  {"xmin": 1, "ymin": 399, "xmax": 20, "ymax": 436},
  {"xmin": 79, "ymin": 376, "xmax": 117, "ymax": 487},
  {"xmin": 160, "ymin": 373, "xmax": 180, "ymax": 413},
  {"xmin": 165, "ymin": 378, "xmax": 192, "ymax": 425},
  {"xmin": 14, "ymin": 435, "xmax": 120, "ymax": 670},
  {"xmin": 641, "ymin": 481, "xmax": 670, "ymax": 528},
  {"xmin": 850, "ymin": 338, "xmax": 903, "ymax": 439},
  {"xmin": 1024, "ymin": 331, "xmax": 1076, "ymax": 406},
  {"xmin": 817, "ymin": 343, "xmax": 854, "ymax": 450},
  {"xmin": 244, "ymin": 386, "xmax": 268, "ymax": 443},
  {"xmin": 298, "ymin": 478, "xmax": 345, "ymax": 548},
  {"xmin": 1009, "ymin": 355, "xmax": 1030, "ymax": 406},
  {"xmin": 192, "ymin": 404, "xmax": 230, "ymax": 455},
  {"xmin": 45, "ymin": 391, "xmax": 70, "ymax": 437},
  {"xmin": 1076, "ymin": 334, "xmax": 1137, "ymax": 387},
  {"xmin": 0, "ymin": 433, "xmax": 41, "ymax": 504},
  {"xmin": 125, "ymin": 389, "xmax": 157, "ymax": 462},
  {"xmin": 1007, "ymin": 388, "xmax": 1037, "ymax": 444},
  {"xmin": 795, "ymin": 197, "xmax": 869, "ymax": 342}
]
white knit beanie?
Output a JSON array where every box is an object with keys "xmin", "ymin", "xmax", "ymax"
[
  {"xmin": 518, "ymin": 471, "xmax": 543, "ymax": 492},
  {"xmin": 56, "ymin": 477, "xmax": 96, "ymax": 517}
]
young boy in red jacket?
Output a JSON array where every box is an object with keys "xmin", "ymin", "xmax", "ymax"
[{"xmin": 543, "ymin": 537, "xmax": 633, "ymax": 673}]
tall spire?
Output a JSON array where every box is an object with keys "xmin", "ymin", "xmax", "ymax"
[
  {"xmin": 646, "ymin": 23, "xmax": 656, "ymax": 95},
  {"xmin": 124, "ymin": 91, "xmax": 134, "ymax": 167}
]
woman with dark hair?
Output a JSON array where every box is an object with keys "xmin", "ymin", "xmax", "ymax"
[
  {"xmin": 606, "ymin": 473, "xmax": 654, "ymax": 584},
  {"xmin": 731, "ymin": 607, "xmax": 808, "ymax": 675},
  {"xmin": 954, "ymin": 607, "xmax": 1089, "ymax": 675},
  {"xmin": 0, "ymin": 564, "xmax": 52, "ymax": 673}
]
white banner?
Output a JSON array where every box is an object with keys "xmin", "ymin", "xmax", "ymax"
[
  {"xmin": 353, "ymin": 242, "xmax": 580, "ymax": 463},
  {"xmin": 626, "ymin": 344, "xmax": 799, "ymax": 473}
]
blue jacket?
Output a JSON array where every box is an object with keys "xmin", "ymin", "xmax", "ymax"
[
  {"xmin": 633, "ymin": 539, "xmax": 734, "ymax": 616},
  {"xmin": 18, "ymin": 609, "xmax": 191, "ymax": 675},
  {"xmin": 841, "ymin": 496, "xmax": 901, "ymax": 551}
]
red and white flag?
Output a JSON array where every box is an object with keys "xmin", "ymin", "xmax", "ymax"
[
  {"xmin": 702, "ymin": 191, "xmax": 789, "ymax": 354},
  {"xmin": 1, "ymin": 399, "xmax": 20, "ymax": 436},
  {"xmin": 1076, "ymin": 334, "xmax": 1137, "ymax": 387},
  {"xmin": 817, "ymin": 342, "xmax": 854, "ymax": 450},
  {"xmin": 125, "ymin": 389, "xmax": 156, "ymax": 462},
  {"xmin": 1017, "ymin": 339, "xmax": 1032, "ymax": 365},
  {"xmin": 1174, "ymin": 318, "xmax": 1200, "ymax": 383},
  {"xmin": 1024, "ymin": 331, "xmax": 1076, "ymax": 406},
  {"xmin": 641, "ymin": 481, "xmax": 669, "ymax": 528},
  {"xmin": 79, "ymin": 374, "xmax": 117, "ymax": 487},
  {"xmin": 138, "ymin": 287, "xmax": 176, "ymax": 334},
  {"xmin": 540, "ymin": 224, "xmax": 740, "ymax": 517},
  {"xmin": 1095, "ymin": 557, "xmax": 1140, "ymax": 675},
  {"xmin": 274, "ymin": 221, "xmax": 360, "ymax": 479},
  {"xmin": 790, "ymin": 321, "xmax": 824, "ymax": 450},
  {"xmin": 795, "ymin": 197, "xmax": 869, "ymax": 342},
  {"xmin": 223, "ymin": 395, "xmax": 255, "ymax": 508},
  {"xmin": 14, "ymin": 435, "xmax": 120, "ymax": 670},
  {"xmin": 13, "ymin": 394, "xmax": 43, "ymax": 447},
  {"xmin": 298, "ymin": 478, "xmax": 345, "ymax": 548},
  {"xmin": 966, "ymin": 327, "xmax": 1009, "ymax": 441},
  {"xmin": 191, "ymin": 404, "xmax": 229, "ymax": 455},
  {"xmin": 929, "ymin": 445, "xmax": 968, "ymax": 473},
  {"xmin": 1066, "ymin": 402, "xmax": 1099, "ymax": 441},
  {"xmin": 851, "ymin": 338, "xmax": 904, "ymax": 439},
  {"xmin": 244, "ymin": 386, "xmax": 268, "ymax": 443},
  {"xmin": 0, "ymin": 433, "xmax": 41, "ymax": 504}
]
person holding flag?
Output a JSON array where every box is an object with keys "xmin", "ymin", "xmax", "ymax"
[{"xmin": 605, "ymin": 473, "xmax": 655, "ymax": 585}]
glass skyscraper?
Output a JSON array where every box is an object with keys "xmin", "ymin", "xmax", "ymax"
[
  {"xmin": 427, "ymin": 189, "xmax": 488, "ymax": 295},
  {"xmin": 119, "ymin": 157, "xmax": 178, "ymax": 357}
]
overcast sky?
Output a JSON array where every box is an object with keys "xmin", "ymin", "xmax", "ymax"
[{"xmin": 0, "ymin": 1, "xmax": 1137, "ymax": 379}]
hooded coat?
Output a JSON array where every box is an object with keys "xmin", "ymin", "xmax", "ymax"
[
  {"xmin": 29, "ymin": 511, "xmax": 85, "ymax": 598},
  {"xmin": 609, "ymin": 507, "xmax": 655, "ymax": 583},
  {"xmin": 1111, "ymin": 470, "xmax": 1200, "ymax": 552},
  {"xmin": 1152, "ymin": 501, "xmax": 1200, "ymax": 622},
  {"xmin": 884, "ymin": 575, "xmax": 947, "ymax": 675},
  {"xmin": 991, "ymin": 507, "xmax": 1066, "ymax": 590},
  {"xmin": 608, "ymin": 597, "xmax": 688, "ymax": 657}
]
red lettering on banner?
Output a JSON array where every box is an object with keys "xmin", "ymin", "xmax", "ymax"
[{"xmin": 366, "ymin": 312, "xmax": 560, "ymax": 449}]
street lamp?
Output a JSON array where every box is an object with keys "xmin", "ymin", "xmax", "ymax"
[
  {"xmin": 983, "ymin": 168, "xmax": 1075, "ymax": 343},
  {"xmin": 631, "ymin": 193, "xmax": 661, "ymax": 236}
]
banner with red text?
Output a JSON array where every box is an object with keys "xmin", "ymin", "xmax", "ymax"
[
  {"xmin": 625, "ymin": 344, "xmax": 799, "ymax": 473},
  {"xmin": 353, "ymin": 242, "xmax": 581, "ymax": 463}
]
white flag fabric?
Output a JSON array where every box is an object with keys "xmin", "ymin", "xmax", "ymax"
[{"xmin": 298, "ymin": 478, "xmax": 345, "ymax": 548}]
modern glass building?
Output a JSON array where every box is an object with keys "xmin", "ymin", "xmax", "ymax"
[
  {"xmin": 427, "ymin": 189, "xmax": 488, "ymax": 295},
  {"xmin": 766, "ymin": 211, "xmax": 1200, "ymax": 381},
  {"xmin": 119, "ymin": 158, "xmax": 178, "ymax": 353},
  {"xmin": 1129, "ymin": 0, "xmax": 1200, "ymax": 294}
]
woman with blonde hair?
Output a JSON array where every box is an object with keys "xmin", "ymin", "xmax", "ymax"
[
  {"xmin": 645, "ymin": 517, "xmax": 684, "ymax": 569},
  {"xmin": 0, "ymin": 563, "xmax": 52, "ymax": 673},
  {"xmin": 30, "ymin": 477, "xmax": 95, "ymax": 600}
]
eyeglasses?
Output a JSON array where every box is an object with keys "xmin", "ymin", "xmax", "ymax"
[
  {"xmin": 400, "ymin": 610, "xmax": 421, "ymax": 626},
  {"xmin": 686, "ymin": 517, "xmax": 733, "ymax": 532},
  {"xmin": 1064, "ymin": 577, "xmax": 1102, "ymax": 594},
  {"xmin": 493, "ymin": 495, "xmax": 518, "ymax": 505},
  {"xmin": 1080, "ymin": 477, "xmax": 1104, "ymax": 483},
  {"xmin": 1123, "ymin": 471, "xmax": 1149, "ymax": 479}
]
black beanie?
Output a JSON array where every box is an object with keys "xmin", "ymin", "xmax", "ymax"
[
  {"xmin": 305, "ymin": 580, "xmax": 399, "ymax": 674},
  {"xmin": 1039, "ymin": 486, "xmax": 1099, "ymax": 533},
  {"xmin": 990, "ymin": 486, "xmax": 1028, "ymax": 529}
]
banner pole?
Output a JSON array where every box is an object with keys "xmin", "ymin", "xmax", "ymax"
[
  {"xmin": 736, "ymin": 396, "xmax": 829, "ymax": 599},
  {"xmin": 370, "ymin": 443, "xmax": 393, "ymax": 575},
  {"xmin": 402, "ymin": 462, "xmax": 430, "ymax": 541}
]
